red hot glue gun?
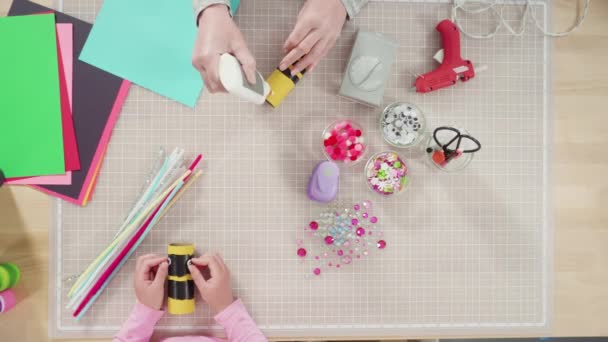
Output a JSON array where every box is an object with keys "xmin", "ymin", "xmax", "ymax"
[{"xmin": 414, "ymin": 19, "xmax": 475, "ymax": 93}]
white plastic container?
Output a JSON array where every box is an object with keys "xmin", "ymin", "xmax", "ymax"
[{"xmin": 218, "ymin": 53, "xmax": 270, "ymax": 105}]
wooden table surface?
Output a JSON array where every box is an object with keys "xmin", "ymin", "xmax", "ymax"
[{"xmin": 0, "ymin": 1, "xmax": 606, "ymax": 341}]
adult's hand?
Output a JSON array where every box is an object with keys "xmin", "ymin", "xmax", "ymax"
[
  {"xmin": 280, "ymin": 0, "xmax": 347, "ymax": 75},
  {"xmin": 192, "ymin": 4, "xmax": 257, "ymax": 93}
]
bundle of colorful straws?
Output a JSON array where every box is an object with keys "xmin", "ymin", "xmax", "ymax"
[{"xmin": 66, "ymin": 148, "xmax": 203, "ymax": 319}]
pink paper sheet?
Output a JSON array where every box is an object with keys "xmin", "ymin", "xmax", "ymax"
[
  {"xmin": 31, "ymin": 81, "xmax": 131, "ymax": 205},
  {"xmin": 6, "ymin": 23, "xmax": 74, "ymax": 185}
]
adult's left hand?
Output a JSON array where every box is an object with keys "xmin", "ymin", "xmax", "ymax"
[{"xmin": 279, "ymin": 0, "xmax": 347, "ymax": 75}]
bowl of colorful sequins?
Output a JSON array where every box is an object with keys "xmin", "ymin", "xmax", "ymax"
[
  {"xmin": 322, "ymin": 119, "xmax": 367, "ymax": 165},
  {"xmin": 380, "ymin": 102, "xmax": 426, "ymax": 148},
  {"xmin": 364, "ymin": 151, "xmax": 410, "ymax": 196}
]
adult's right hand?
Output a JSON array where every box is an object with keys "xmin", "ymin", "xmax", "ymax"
[{"xmin": 192, "ymin": 4, "xmax": 257, "ymax": 93}]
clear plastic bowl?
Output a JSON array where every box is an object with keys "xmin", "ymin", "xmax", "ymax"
[
  {"xmin": 322, "ymin": 119, "xmax": 367, "ymax": 166},
  {"xmin": 364, "ymin": 151, "xmax": 410, "ymax": 196},
  {"xmin": 380, "ymin": 102, "xmax": 426, "ymax": 148}
]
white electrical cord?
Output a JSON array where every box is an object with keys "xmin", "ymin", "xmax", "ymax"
[{"xmin": 450, "ymin": 0, "xmax": 591, "ymax": 39}]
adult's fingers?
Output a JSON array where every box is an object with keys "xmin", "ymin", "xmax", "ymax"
[
  {"xmin": 152, "ymin": 261, "xmax": 169, "ymax": 287},
  {"xmin": 280, "ymin": 31, "xmax": 320, "ymax": 71},
  {"xmin": 232, "ymin": 43, "xmax": 257, "ymax": 84},
  {"xmin": 196, "ymin": 54, "xmax": 225, "ymax": 93},
  {"xmin": 290, "ymin": 39, "xmax": 327, "ymax": 75},
  {"xmin": 283, "ymin": 17, "xmax": 313, "ymax": 53}
]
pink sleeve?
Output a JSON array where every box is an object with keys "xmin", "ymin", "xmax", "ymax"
[
  {"xmin": 214, "ymin": 299, "xmax": 267, "ymax": 342},
  {"xmin": 113, "ymin": 302, "xmax": 164, "ymax": 342}
]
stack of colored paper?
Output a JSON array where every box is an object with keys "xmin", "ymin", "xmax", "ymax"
[
  {"xmin": 0, "ymin": 14, "xmax": 79, "ymax": 184},
  {"xmin": 4, "ymin": 0, "xmax": 131, "ymax": 206},
  {"xmin": 67, "ymin": 149, "xmax": 202, "ymax": 319}
]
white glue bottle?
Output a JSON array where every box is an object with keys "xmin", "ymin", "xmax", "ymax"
[{"xmin": 218, "ymin": 53, "xmax": 270, "ymax": 105}]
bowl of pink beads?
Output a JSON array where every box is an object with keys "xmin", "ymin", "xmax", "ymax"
[{"xmin": 322, "ymin": 120, "xmax": 366, "ymax": 165}]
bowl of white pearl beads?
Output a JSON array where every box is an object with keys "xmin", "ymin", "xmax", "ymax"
[{"xmin": 380, "ymin": 102, "xmax": 426, "ymax": 148}]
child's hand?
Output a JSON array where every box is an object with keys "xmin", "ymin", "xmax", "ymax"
[
  {"xmin": 280, "ymin": 0, "xmax": 347, "ymax": 75},
  {"xmin": 134, "ymin": 254, "xmax": 169, "ymax": 311},
  {"xmin": 192, "ymin": 4, "xmax": 257, "ymax": 93},
  {"xmin": 188, "ymin": 253, "xmax": 234, "ymax": 315}
]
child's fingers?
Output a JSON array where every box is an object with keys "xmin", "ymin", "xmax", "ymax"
[
  {"xmin": 136, "ymin": 254, "xmax": 159, "ymax": 269},
  {"xmin": 152, "ymin": 262, "xmax": 169, "ymax": 288},
  {"xmin": 188, "ymin": 263, "xmax": 207, "ymax": 289},
  {"xmin": 138, "ymin": 257, "xmax": 167, "ymax": 281},
  {"xmin": 192, "ymin": 254, "xmax": 223, "ymax": 279}
]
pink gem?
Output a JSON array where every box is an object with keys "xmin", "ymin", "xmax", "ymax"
[
  {"xmin": 342, "ymin": 255, "xmax": 352, "ymax": 264},
  {"xmin": 349, "ymin": 250, "xmax": 353, "ymax": 254},
  {"xmin": 315, "ymin": 256, "xmax": 320, "ymax": 260},
  {"xmin": 362, "ymin": 213, "xmax": 368, "ymax": 219},
  {"xmin": 370, "ymin": 216, "xmax": 378, "ymax": 223},
  {"xmin": 355, "ymin": 239, "xmax": 360, "ymax": 244},
  {"xmin": 324, "ymin": 235, "xmax": 334, "ymax": 245},
  {"xmin": 351, "ymin": 218, "xmax": 359, "ymax": 225},
  {"xmin": 297, "ymin": 248, "xmax": 307, "ymax": 257},
  {"xmin": 313, "ymin": 268, "xmax": 321, "ymax": 276},
  {"xmin": 377, "ymin": 240, "xmax": 387, "ymax": 249},
  {"xmin": 296, "ymin": 239, "xmax": 303, "ymax": 245},
  {"xmin": 328, "ymin": 262, "xmax": 332, "ymax": 267},
  {"xmin": 362, "ymin": 200, "xmax": 372, "ymax": 209},
  {"xmin": 356, "ymin": 255, "xmax": 361, "ymax": 259},
  {"xmin": 353, "ymin": 204, "xmax": 360, "ymax": 211},
  {"xmin": 356, "ymin": 227, "xmax": 365, "ymax": 236},
  {"xmin": 368, "ymin": 231, "xmax": 373, "ymax": 235},
  {"xmin": 344, "ymin": 241, "xmax": 351, "ymax": 247},
  {"xmin": 309, "ymin": 221, "xmax": 319, "ymax": 230},
  {"xmin": 323, "ymin": 252, "xmax": 328, "ymax": 258},
  {"xmin": 336, "ymin": 264, "xmax": 341, "ymax": 268},
  {"xmin": 363, "ymin": 250, "xmax": 369, "ymax": 256},
  {"xmin": 337, "ymin": 250, "xmax": 344, "ymax": 256}
]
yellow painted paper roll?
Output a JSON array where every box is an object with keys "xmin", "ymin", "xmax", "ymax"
[{"xmin": 167, "ymin": 243, "xmax": 195, "ymax": 315}]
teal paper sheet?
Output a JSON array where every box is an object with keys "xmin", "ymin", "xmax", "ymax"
[{"xmin": 79, "ymin": 0, "xmax": 239, "ymax": 107}]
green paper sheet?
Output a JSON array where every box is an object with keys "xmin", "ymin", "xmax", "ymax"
[{"xmin": 0, "ymin": 14, "xmax": 64, "ymax": 178}]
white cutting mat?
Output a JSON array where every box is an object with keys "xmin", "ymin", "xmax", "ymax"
[{"xmin": 51, "ymin": 0, "xmax": 552, "ymax": 338}]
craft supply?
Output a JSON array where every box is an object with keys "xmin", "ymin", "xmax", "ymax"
[
  {"xmin": 219, "ymin": 53, "xmax": 270, "ymax": 105},
  {"xmin": 425, "ymin": 126, "xmax": 481, "ymax": 172},
  {"xmin": 0, "ymin": 289, "xmax": 16, "ymax": 314},
  {"xmin": 413, "ymin": 19, "xmax": 475, "ymax": 94},
  {"xmin": 307, "ymin": 161, "xmax": 339, "ymax": 203},
  {"xmin": 322, "ymin": 120, "xmax": 366, "ymax": 164},
  {"xmin": 451, "ymin": 0, "xmax": 591, "ymax": 39},
  {"xmin": 67, "ymin": 151, "xmax": 202, "ymax": 318},
  {"xmin": 339, "ymin": 31, "xmax": 397, "ymax": 107},
  {"xmin": 6, "ymin": 23, "xmax": 76, "ymax": 186},
  {"xmin": 364, "ymin": 152, "xmax": 409, "ymax": 195},
  {"xmin": 79, "ymin": 0, "xmax": 239, "ymax": 107},
  {"xmin": 297, "ymin": 201, "xmax": 386, "ymax": 276},
  {"xmin": 265, "ymin": 64, "xmax": 306, "ymax": 108},
  {"xmin": 167, "ymin": 243, "xmax": 195, "ymax": 315},
  {"xmin": 0, "ymin": 263, "xmax": 20, "ymax": 292},
  {"xmin": 0, "ymin": 169, "xmax": 5, "ymax": 187},
  {"xmin": 9, "ymin": 0, "xmax": 130, "ymax": 205},
  {"xmin": 0, "ymin": 14, "xmax": 64, "ymax": 178},
  {"xmin": 380, "ymin": 102, "xmax": 426, "ymax": 148}
]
